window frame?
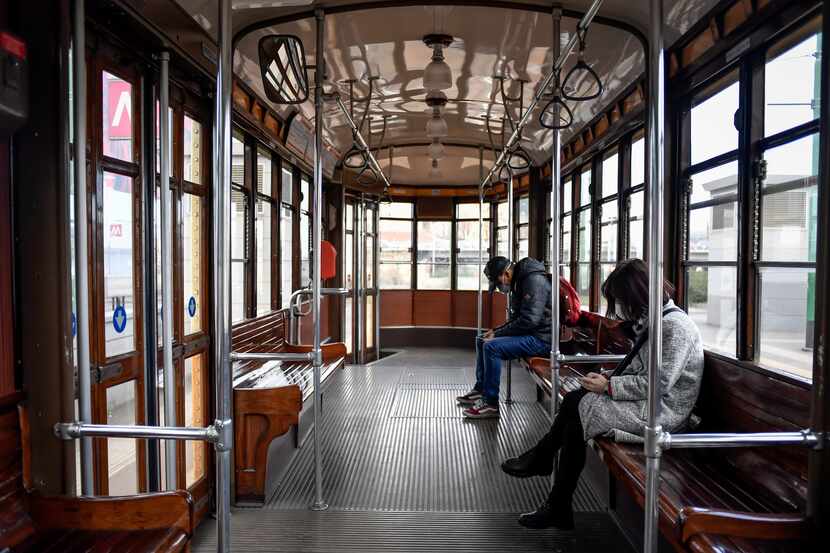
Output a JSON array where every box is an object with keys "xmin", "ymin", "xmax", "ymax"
[
  {"xmin": 453, "ymin": 200, "xmax": 492, "ymax": 291},
  {"xmin": 378, "ymin": 201, "xmax": 415, "ymax": 290}
]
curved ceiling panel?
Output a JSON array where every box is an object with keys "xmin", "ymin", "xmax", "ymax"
[{"xmin": 175, "ymin": 0, "xmax": 723, "ymax": 185}]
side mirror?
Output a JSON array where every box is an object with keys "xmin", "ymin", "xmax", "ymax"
[{"xmin": 259, "ymin": 35, "xmax": 309, "ymax": 104}]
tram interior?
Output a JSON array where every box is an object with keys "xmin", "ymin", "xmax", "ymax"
[{"xmin": 0, "ymin": 0, "xmax": 828, "ymax": 552}]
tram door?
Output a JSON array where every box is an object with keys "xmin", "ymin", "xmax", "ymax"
[{"xmin": 343, "ymin": 197, "xmax": 380, "ymax": 364}]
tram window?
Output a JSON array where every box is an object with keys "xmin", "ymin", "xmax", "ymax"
[
  {"xmin": 765, "ymin": 28, "xmax": 822, "ymax": 138},
  {"xmin": 256, "ymin": 148, "xmax": 272, "ymax": 196},
  {"xmin": 103, "ymin": 171, "xmax": 136, "ymax": 358},
  {"xmin": 280, "ymin": 204, "xmax": 293, "ymax": 309},
  {"xmin": 628, "ymin": 191, "xmax": 645, "ymax": 259},
  {"xmin": 183, "ymin": 194, "xmax": 204, "ymax": 334},
  {"xmin": 366, "ymin": 295, "xmax": 374, "ymax": 349},
  {"xmin": 686, "ymin": 265, "xmax": 737, "ymax": 356},
  {"xmin": 280, "ymin": 166, "xmax": 294, "ymax": 309},
  {"xmin": 366, "ymin": 209, "xmax": 376, "ymax": 289},
  {"xmin": 183, "ymin": 116, "xmax": 203, "ymax": 185},
  {"xmin": 231, "ymin": 187, "xmax": 248, "ymax": 323},
  {"xmin": 756, "ymin": 134, "xmax": 818, "ymax": 378},
  {"xmin": 379, "ymin": 202, "xmax": 413, "ymax": 289},
  {"xmin": 689, "ymin": 163, "xmax": 739, "ymax": 261},
  {"xmin": 256, "ymin": 197, "xmax": 273, "ymax": 315},
  {"xmin": 102, "ymin": 71, "xmax": 134, "ymax": 163},
  {"xmin": 344, "ymin": 228, "xmax": 354, "ymax": 354},
  {"xmin": 563, "ymin": 177, "xmax": 573, "ymax": 213},
  {"xmin": 599, "ymin": 200, "xmax": 618, "ymax": 311},
  {"xmin": 456, "ymin": 203, "xmax": 491, "ymax": 290},
  {"xmin": 380, "ymin": 201, "xmax": 413, "ymax": 218},
  {"xmin": 416, "ymin": 221, "xmax": 451, "ymax": 290},
  {"xmin": 185, "ymin": 354, "xmax": 207, "ymax": 487},
  {"xmin": 690, "ymin": 75, "xmax": 739, "ymax": 166},
  {"xmin": 300, "ymin": 176, "xmax": 310, "ymax": 286},
  {"xmin": 579, "ymin": 167, "xmax": 591, "ymax": 206},
  {"xmin": 576, "ymin": 209, "xmax": 591, "ymax": 310},
  {"xmin": 106, "ymin": 380, "xmax": 139, "ymax": 495},
  {"xmin": 602, "ymin": 150, "xmax": 619, "ymax": 198},
  {"xmin": 496, "ymin": 201, "xmax": 509, "ymax": 258},
  {"xmin": 157, "ymin": 364, "xmax": 168, "ymax": 488},
  {"xmin": 631, "ymin": 135, "xmax": 645, "ymax": 188},
  {"xmin": 561, "ymin": 214, "xmax": 572, "ymax": 267}
]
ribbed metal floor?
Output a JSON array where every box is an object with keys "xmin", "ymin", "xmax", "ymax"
[
  {"xmin": 192, "ymin": 348, "xmax": 631, "ymax": 552},
  {"xmin": 266, "ymin": 348, "xmax": 597, "ymax": 512},
  {"xmin": 192, "ymin": 510, "xmax": 631, "ymax": 553}
]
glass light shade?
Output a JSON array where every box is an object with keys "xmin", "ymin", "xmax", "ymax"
[
  {"xmin": 429, "ymin": 163, "xmax": 442, "ymax": 178},
  {"xmin": 424, "ymin": 49, "xmax": 452, "ymax": 91},
  {"xmin": 428, "ymin": 141, "xmax": 445, "ymax": 159},
  {"xmin": 426, "ymin": 114, "xmax": 448, "ymax": 138}
]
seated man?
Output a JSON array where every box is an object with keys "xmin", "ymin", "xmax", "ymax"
[{"xmin": 458, "ymin": 256, "xmax": 580, "ymax": 419}]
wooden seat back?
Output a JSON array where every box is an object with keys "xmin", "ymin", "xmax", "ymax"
[
  {"xmin": 691, "ymin": 355, "xmax": 809, "ymax": 513},
  {"xmin": 0, "ymin": 392, "xmax": 35, "ymax": 549}
]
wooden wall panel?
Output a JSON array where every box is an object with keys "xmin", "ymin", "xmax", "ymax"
[
  {"xmin": 413, "ymin": 291, "xmax": 452, "ymax": 326},
  {"xmin": 452, "ymin": 291, "xmax": 480, "ymax": 328},
  {"xmin": 380, "ymin": 290, "xmax": 413, "ymax": 326},
  {"xmin": 491, "ymin": 292, "xmax": 508, "ymax": 327}
]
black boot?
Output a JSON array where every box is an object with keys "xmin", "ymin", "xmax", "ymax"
[
  {"xmin": 501, "ymin": 448, "xmax": 552, "ymax": 478},
  {"xmin": 517, "ymin": 498, "xmax": 574, "ymax": 530}
]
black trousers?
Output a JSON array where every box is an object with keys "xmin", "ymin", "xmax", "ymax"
[{"xmin": 533, "ymin": 388, "xmax": 589, "ymax": 508}]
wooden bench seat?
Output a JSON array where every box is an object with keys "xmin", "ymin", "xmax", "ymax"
[
  {"xmin": 521, "ymin": 353, "xmax": 810, "ymax": 552},
  {"xmin": 0, "ymin": 394, "xmax": 193, "ymax": 553},
  {"xmin": 231, "ymin": 312, "xmax": 346, "ymax": 504}
]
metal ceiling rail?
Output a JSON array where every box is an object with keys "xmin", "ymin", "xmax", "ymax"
[
  {"xmin": 330, "ymin": 94, "xmax": 391, "ymax": 191},
  {"xmin": 478, "ymin": 0, "xmax": 606, "ymax": 190}
]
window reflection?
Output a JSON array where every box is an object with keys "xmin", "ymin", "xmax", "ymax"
[
  {"xmin": 104, "ymin": 172, "xmax": 135, "ymax": 357},
  {"xmin": 185, "ymin": 355, "xmax": 207, "ymax": 487},
  {"xmin": 102, "ymin": 71, "xmax": 133, "ymax": 162},
  {"xmin": 106, "ymin": 380, "xmax": 138, "ymax": 495},
  {"xmin": 183, "ymin": 194, "xmax": 203, "ymax": 335}
]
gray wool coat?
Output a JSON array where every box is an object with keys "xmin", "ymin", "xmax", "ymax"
[{"xmin": 577, "ymin": 300, "xmax": 704, "ymax": 441}]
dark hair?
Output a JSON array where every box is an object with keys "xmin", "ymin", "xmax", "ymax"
[{"xmin": 601, "ymin": 258, "xmax": 675, "ymax": 320}]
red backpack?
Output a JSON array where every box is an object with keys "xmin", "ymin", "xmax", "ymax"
[{"xmin": 558, "ymin": 276, "xmax": 581, "ymax": 325}]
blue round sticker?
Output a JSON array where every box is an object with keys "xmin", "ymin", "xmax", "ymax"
[
  {"xmin": 188, "ymin": 296, "xmax": 197, "ymax": 318},
  {"xmin": 113, "ymin": 305, "xmax": 127, "ymax": 334}
]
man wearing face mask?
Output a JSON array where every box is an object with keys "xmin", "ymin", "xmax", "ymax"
[{"xmin": 459, "ymin": 256, "xmax": 579, "ymax": 419}]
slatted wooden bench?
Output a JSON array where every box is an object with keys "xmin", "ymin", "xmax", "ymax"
[
  {"xmin": 231, "ymin": 313, "xmax": 346, "ymax": 504},
  {"xmin": 0, "ymin": 394, "xmax": 194, "ymax": 553},
  {"xmin": 525, "ymin": 353, "xmax": 811, "ymax": 552}
]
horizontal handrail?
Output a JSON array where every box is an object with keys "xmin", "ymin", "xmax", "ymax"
[
  {"xmin": 661, "ymin": 430, "xmax": 821, "ymax": 450},
  {"xmin": 55, "ymin": 422, "xmax": 219, "ymax": 442},
  {"xmin": 230, "ymin": 351, "xmax": 314, "ymax": 362},
  {"xmin": 557, "ymin": 354, "xmax": 627, "ymax": 364}
]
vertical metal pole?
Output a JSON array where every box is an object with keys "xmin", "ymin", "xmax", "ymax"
[
  {"xmin": 310, "ymin": 8, "xmax": 328, "ymax": 512},
  {"xmin": 644, "ymin": 1, "xmax": 665, "ymax": 552},
  {"xmin": 214, "ymin": 0, "xmax": 233, "ymax": 550},
  {"xmin": 477, "ymin": 146, "xmax": 484, "ymax": 337},
  {"xmin": 159, "ymin": 51, "xmax": 177, "ymax": 490},
  {"xmin": 550, "ymin": 6, "xmax": 562, "ymax": 426},
  {"xmin": 356, "ymin": 198, "xmax": 364, "ymax": 365},
  {"xmin": 505, "ymin": 165, "xmax": 514, "ymax": 404},
  {"xmin": 374, "ymin": 205, "xmax": 381, "ymax": 356},
  {"xmin": 72, "ymin": 0, "xmax": 94, "ymax": 496}
]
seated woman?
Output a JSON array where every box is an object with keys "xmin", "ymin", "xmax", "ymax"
[{"xmin": 501, "ymin": 258, "xmax": 704, "ymax": 530}]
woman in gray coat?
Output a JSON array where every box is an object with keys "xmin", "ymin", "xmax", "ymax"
[{"xmin": 501, "ymin": 258, "xmax": 704, "ymax": 530}]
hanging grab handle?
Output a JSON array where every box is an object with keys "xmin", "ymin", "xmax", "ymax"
[
  {"xmin": 561, "ymin": 28, "xmax": 603, "ymax": 102},
  {"xmin": 538, "ymin": 95, "xmax": 574, "ymax": 130}
]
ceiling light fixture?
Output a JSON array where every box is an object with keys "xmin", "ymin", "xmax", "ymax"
[
  {"xmin": 423, "ymin": 34, "xmax": 453, "ymax": 91},
  {"xmin": 425, "ymin": 90, "xmax": 449, "ymax": 139},
  {"xmin": 429, "ymin": 159, "xmax": 442, "ymax": 178},
  {"xmin": 428, "ymin": 139, "xmax": 445, "ymax": 160}
]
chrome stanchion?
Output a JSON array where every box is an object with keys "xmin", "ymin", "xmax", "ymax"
[
  {"xmin": 310, "ymin": 8, "xmax": 328, "ymax": 512},
  {"xmin": 214, "ymin": 0, "xmax": 234, "ymax": 550},
  {"xmin": 72, "ymin": 0, "xmax": 94, "ymax": 496},
  {"xmin": 505, "ymin": 163, "xmax": 514, "ymax": 405},
  {"xmin": 159, "ymin": 50, "xmax": 177, "ymax": 490},
  {"xmin": 549, "ymin": 6, "xmax": 563, "ymax": 435},
  {"xmin": 477, "ymin": 146, "xmax": 484, "ymax": 338},
  {"xmin": 644, "ymin": 0, "xmax": 666, "ymax": 551}
]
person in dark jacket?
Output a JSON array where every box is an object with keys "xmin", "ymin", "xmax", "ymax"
[{"xmin": 459, "ymin": 256, "xmax": 578, "ymax": 419}]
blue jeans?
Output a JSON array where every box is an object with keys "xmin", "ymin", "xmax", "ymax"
[{"xmin": 474, "ymin": 335, "xmax": 549, "ymax": 405}]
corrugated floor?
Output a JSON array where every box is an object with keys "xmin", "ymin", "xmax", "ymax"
[{"xmin": 193, "ymin": 348, "xmax": 631, "ymax": 552}]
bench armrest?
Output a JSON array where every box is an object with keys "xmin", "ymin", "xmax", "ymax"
[
  {"xmin": 678, "ymin": 506, "xmax": 806, "ymax": 543},
  {"xmin": 27, "ymin": 490, "xmax": 194, "ymax": 535},
  {"xmin": 285, "ymin": 342, "xmax": 347, "ymax": 362}
]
